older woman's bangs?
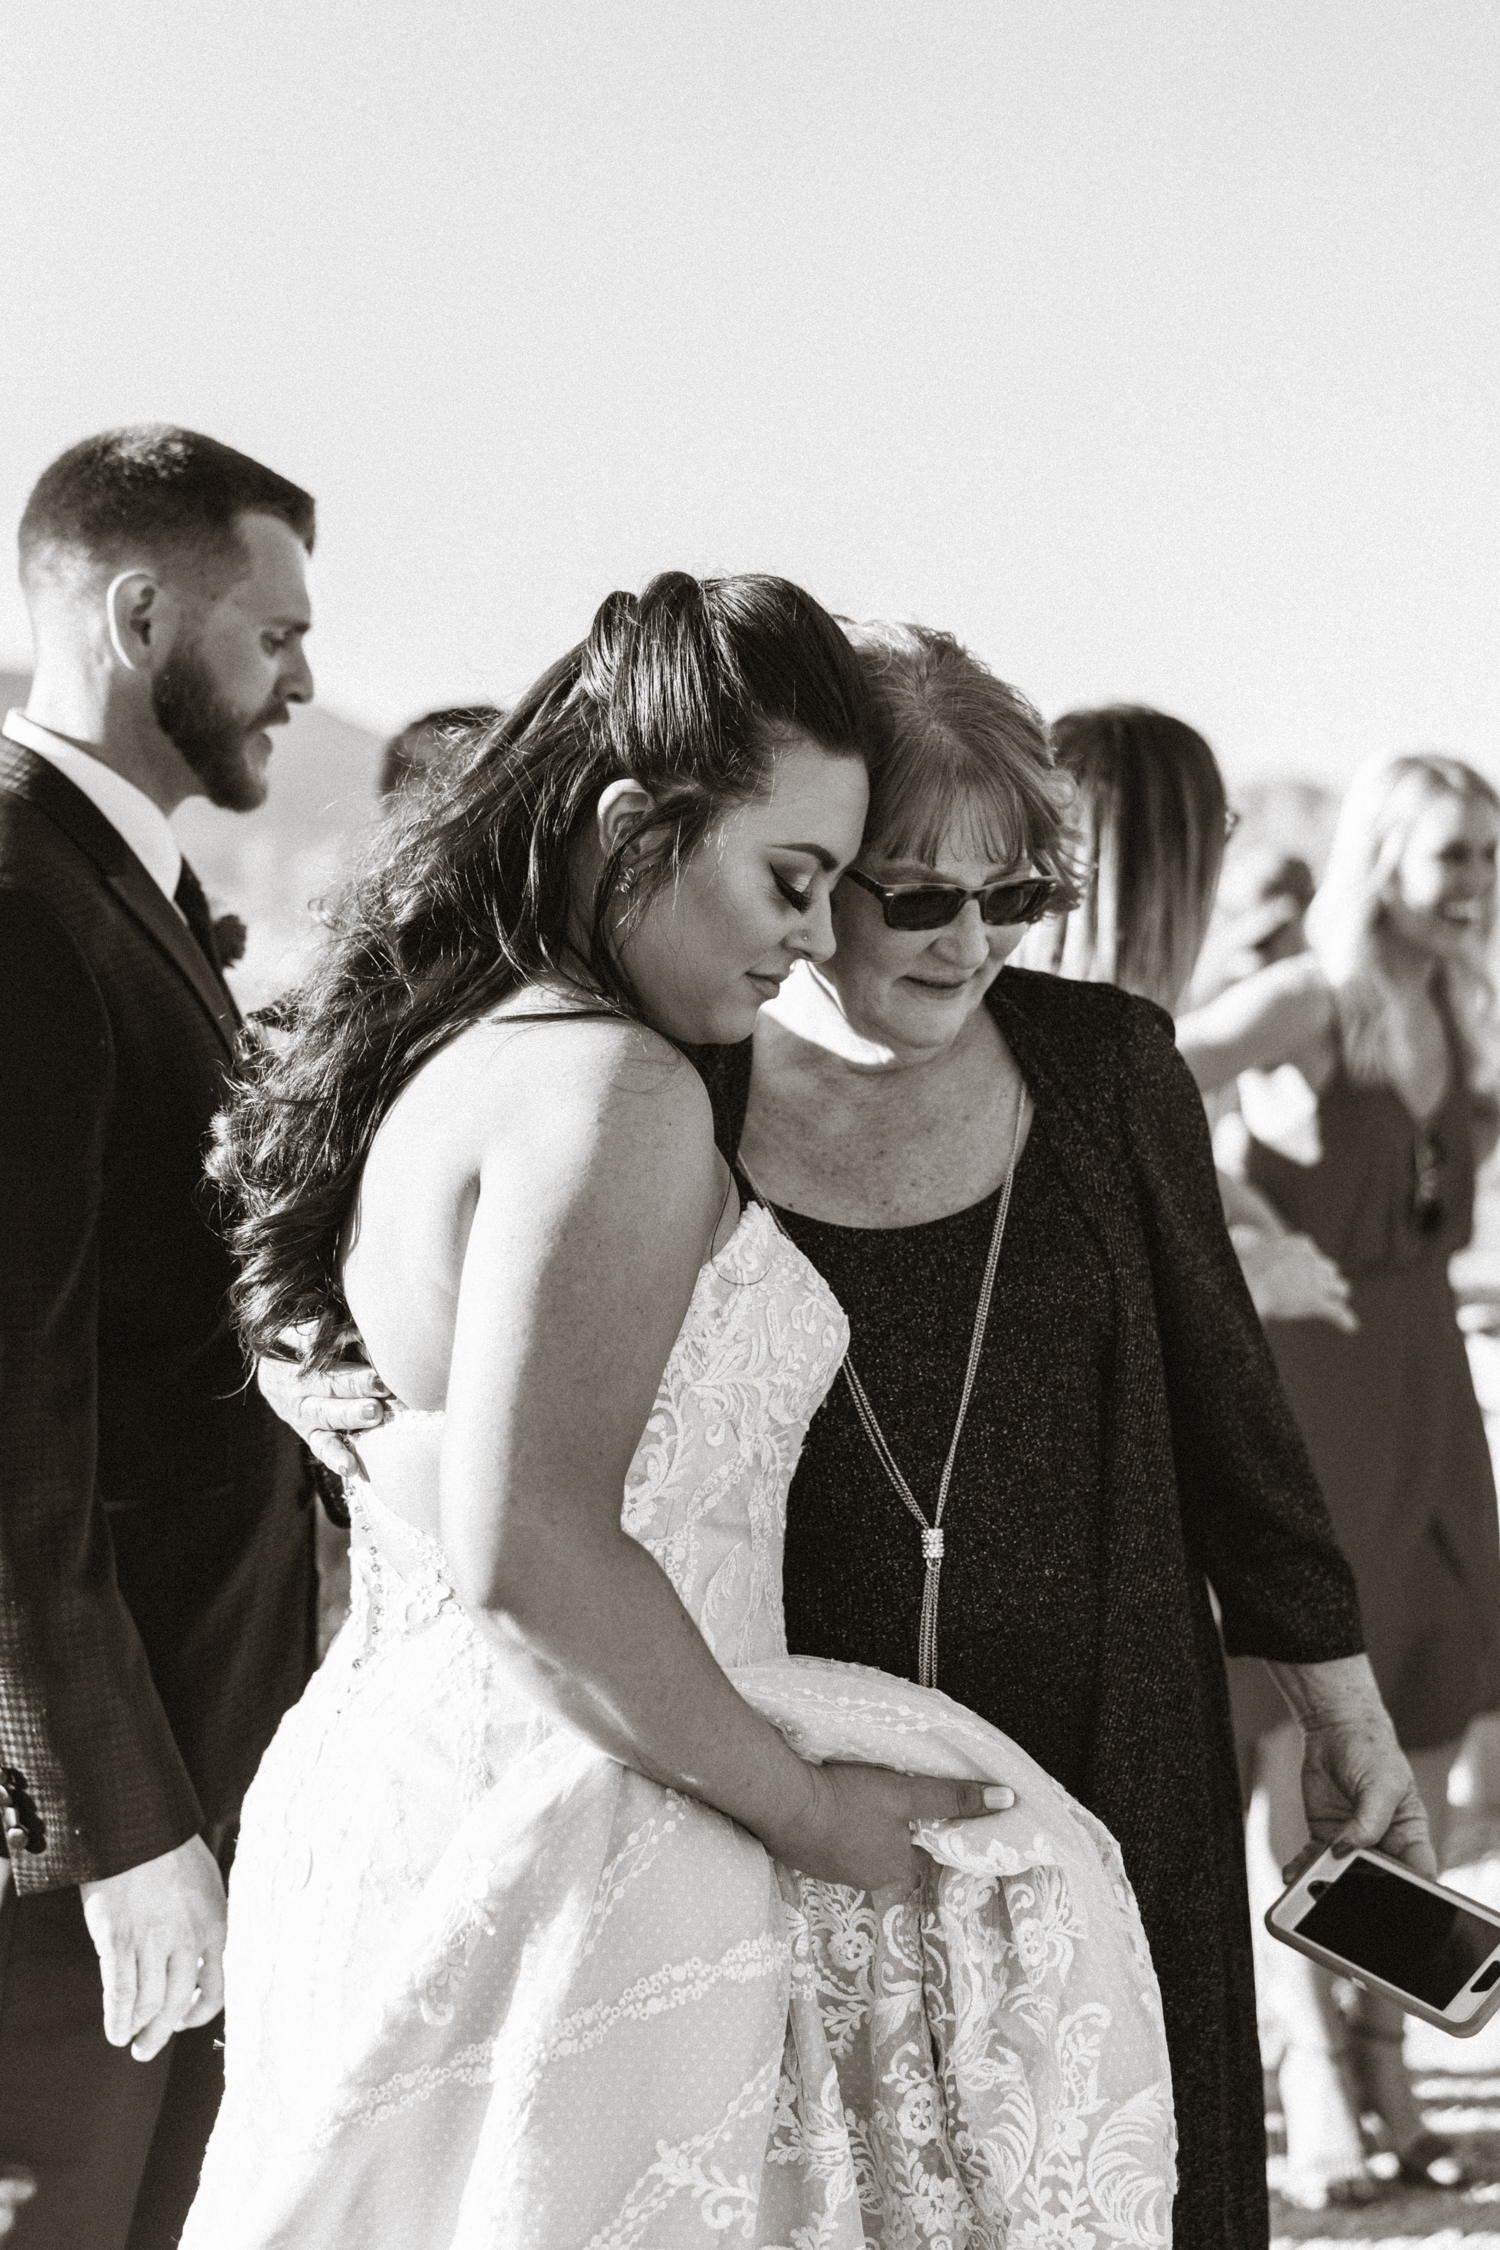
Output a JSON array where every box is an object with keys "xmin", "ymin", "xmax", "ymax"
[
  {"xmin": 868, "ymin": 732, "xmax": 1079, "ymax": 894},
  {"xmin": 845, "ymin": 619, "xmax": 1080, "ymax": 899}
]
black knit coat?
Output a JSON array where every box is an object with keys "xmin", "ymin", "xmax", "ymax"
[{"xmin": 695, "ymin": 966, "xmax": 1365, "ymax": 2250}]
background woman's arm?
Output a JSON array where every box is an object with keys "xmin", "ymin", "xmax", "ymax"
[
  {"xmin": 1176, "ymin": 953, "xmax": 1335, "ymax": 1095},
  {"xmin": 1219, "ymin": 1171, "xmax": 1287, "ymax": 1235},
  {"xmin": 1219, "ymin": 1174, "xmax": 1357, "ymax": 1330}
]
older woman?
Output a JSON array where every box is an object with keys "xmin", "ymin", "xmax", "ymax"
[{"xmin": 284, "ymin": 626, "xmax": 1425, "ymax": 2250}]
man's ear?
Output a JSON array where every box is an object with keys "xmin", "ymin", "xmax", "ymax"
[
  {"xmin": 105, "ymin": 569, "xmax": 180, "ymax": 672},
  {"xmin": 594, "ymin": 777, "xmax": 656, "ymax": 866}
]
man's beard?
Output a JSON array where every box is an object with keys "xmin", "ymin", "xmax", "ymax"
[{"xmin": 152, "ymin": 638, "xmax": 284, "ymax": 811}]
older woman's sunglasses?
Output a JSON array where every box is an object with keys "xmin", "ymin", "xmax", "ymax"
[{"xmin": 843, "ymin": 866, "xmax": 1060, "ymax": 931}]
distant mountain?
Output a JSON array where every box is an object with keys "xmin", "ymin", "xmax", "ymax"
[{"xmin": 0, "ymin": 670, "xmax": 385, "ymax": 1007}]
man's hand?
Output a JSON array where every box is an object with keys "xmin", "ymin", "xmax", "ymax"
[
  {"xmin": 1268, "ymin": 1654, "xmax": 1435, "ymax": 1883},
  {"xmin": 79, "ymin": 1834, "xmax": 227, "ymax": 2061},
  {"xmin": 256, "ymin": 1323, "xmax": 390, "ymax": 1478}
]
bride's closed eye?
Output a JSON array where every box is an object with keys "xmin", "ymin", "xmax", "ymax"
[{"xmin": 773, "ymin": 869, "xmax": 815, "ymax": 911}]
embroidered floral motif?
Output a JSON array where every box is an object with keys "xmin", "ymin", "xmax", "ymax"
[
  {"xmin": 620, "ymin": 1211, "xmax": 847, "ymax": 1669},
  {"xmin": 583, "ymin": 2057, "xmax": 781, "ymax": 2249},
  {"xmin": 579, "ymin": 1792, "xmax": 691, "ymax": 1960}
]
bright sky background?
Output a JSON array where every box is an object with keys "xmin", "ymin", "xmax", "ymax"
[{"xmin": 3, "ymin": 0, "xmax": 1496, "ymax": 785}]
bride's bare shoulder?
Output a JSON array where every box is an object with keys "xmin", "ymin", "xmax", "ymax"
[{"xmin": 373, "ymin": 1004, "xmax": 711, "ymax": 1177}]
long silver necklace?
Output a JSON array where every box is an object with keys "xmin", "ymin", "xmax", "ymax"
[{"xmin": 743, "ymin": 1087, "xmax": 1028, "ymax": 1692}]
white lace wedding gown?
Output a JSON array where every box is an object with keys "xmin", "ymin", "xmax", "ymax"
[{"xmin": 184, "ymin": 1202, "xmax": 1174, "ymax": 2248}]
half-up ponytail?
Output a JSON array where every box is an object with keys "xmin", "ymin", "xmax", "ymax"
[{"xmin": 211, "ymin": 570, "xmax": 870, "ymax": 1368}]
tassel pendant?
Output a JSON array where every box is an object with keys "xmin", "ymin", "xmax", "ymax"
[
  {"xmin": 918, "ymin": 1527, "xmax": 944, "ymax": 1689},
  {"xmin": 742, "ymin": 1094, "xmax": 1028, "ymax": 1712}
]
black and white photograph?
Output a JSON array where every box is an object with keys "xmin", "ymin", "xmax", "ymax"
[{"xmin": 2, "ymin": 7, "xmax": 1499, "ymax": 2247}]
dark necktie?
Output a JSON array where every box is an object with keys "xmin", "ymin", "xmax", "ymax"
[
  {"xmin": 174, "ymin": 858, "xmax": 223, "ymax": 972},
  {"xmin": 174, "ymin": 859, "xmax": 245, "ymax": 1035}
]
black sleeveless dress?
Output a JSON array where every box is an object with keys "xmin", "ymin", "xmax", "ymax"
[
  {"xmin": 774, "ymin": 1131, "xmax": 1112, "ymax": 1799},
  {"xmin": 1231, "ymin": 1003, "xmax": 1500, "ymax": 1750}
]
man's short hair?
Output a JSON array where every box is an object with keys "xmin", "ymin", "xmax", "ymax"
[
  {"xmin": 378, "ymin": 706, "xmax": 501, "ymax": 798},
  {"xmin": 19, "ymin": 424, "xmax": 315, "ymax": 593}
]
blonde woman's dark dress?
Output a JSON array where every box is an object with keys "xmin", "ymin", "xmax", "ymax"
[{"xmin": 1232, "ymin": 993, "xmax": 1500, "ymax": 1751}]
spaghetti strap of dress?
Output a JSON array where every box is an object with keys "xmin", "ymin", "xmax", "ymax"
[{"xmin": 488, "ymin": 1006, "xmax": 628, "ymax": 1023}]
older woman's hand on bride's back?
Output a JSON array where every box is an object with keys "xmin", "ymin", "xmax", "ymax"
[
  {"xmin": 764, "ymin": 1762, "xmax": 1015, "ymax": 1893},
  {"xmin": 256, "ymin": 1324, "xmax": 391, "ymax": 1477}
]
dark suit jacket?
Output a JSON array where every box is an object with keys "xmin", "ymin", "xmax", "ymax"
[{"xmin": 0, "ymin": 739, "xmax": 315, "ymax": 1894}]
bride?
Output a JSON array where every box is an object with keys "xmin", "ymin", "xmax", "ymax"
[{"xmin": 183, "ymin": 573, "xmax": 1174, "ymax": 2249}]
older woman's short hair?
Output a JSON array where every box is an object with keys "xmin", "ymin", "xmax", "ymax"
[{"xmin": 842, "ymin": 620, "xmax": 1078, "ymax": 898}]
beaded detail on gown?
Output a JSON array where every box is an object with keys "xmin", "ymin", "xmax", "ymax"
[{"xmin": 183, "ymin": 1202, "xmax": 1174, "ymax": 2249}]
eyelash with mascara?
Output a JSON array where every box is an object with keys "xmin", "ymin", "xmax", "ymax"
[{"xmin": 774, "ymin": 872, "xmax": 813, "ymax": 911}]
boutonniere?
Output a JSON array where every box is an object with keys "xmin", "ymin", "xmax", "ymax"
[{"xmin": 213, "ymin": 913, "xmax": 248, "ymax": 971}]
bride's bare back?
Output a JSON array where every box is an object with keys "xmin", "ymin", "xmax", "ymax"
[{"xmin": 342, "ymin": 1000, "xmax": 731, "ymax": 1540}]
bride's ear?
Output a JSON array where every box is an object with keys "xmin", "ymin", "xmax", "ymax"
[{"xmin": 594, "ymin": 779, "xmax": 656, "ymax": 870}]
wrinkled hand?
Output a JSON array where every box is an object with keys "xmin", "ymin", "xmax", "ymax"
[
  {"xmin": 256, "ymin": 1324, "xmax": 390, "ymax": 1477},
  {"xmin": 1291, "ymin": 1710, "xmax": 1435, "ymax": 1884},
  {"xmin": 1230, "ymin": 1226, "xmax": 1358, "ymax": 1331},
  {"xmin": 80, "ymin": 1835, "xmax": 227, "ymax": 2061},
  {"xmin": 765, "ymin": 1762, "xmax": 1016, "ymax": 1894}
]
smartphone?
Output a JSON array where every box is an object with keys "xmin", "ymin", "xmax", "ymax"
[{"xmin": 1266, "ymin": 1843, "xmax": 1500, "ymax": 2035}]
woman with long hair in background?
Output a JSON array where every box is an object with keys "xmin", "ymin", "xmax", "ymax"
[
  {"xmin": 1021, "ymin": 704, "xmax": 1357, "ymax": 1332},
  {"xmin": 1178, "ymin": 751, "xmax": 1500, "ymax": 2205}
]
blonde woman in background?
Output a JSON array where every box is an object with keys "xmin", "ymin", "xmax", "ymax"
[{"xmin": 1178, "ymin": 752, "xmax": 1500, "ymax": 2205}]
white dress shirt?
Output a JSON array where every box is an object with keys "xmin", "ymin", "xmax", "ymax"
[{"xmin": 3, "ymin": 708, "xmax": 183, "ymax": 908}]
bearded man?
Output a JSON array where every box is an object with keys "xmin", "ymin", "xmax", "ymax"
[{"xmin": 0, "ymin": 427, "xmax": 320, "ymax": 2248}]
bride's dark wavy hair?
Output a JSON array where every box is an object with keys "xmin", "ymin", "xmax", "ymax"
[{"xmin": 213, "ymin": 571, "xmax": 872, "ymax": 1368}]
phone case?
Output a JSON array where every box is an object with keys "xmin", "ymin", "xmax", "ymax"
[{"xmin": 1267, "ymin": 1844, "xmax": 1500, "ymax": 2036}]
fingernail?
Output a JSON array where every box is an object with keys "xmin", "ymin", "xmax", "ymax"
[
  {"xmin": 360, "ymin": 1403, "xmax": 381, "ymax": 1420},
  {"xmin": 983, "ymin": 1786, "xmax": 1015, "ymax": 1810}
]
